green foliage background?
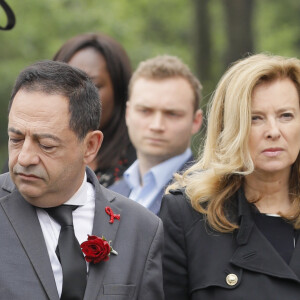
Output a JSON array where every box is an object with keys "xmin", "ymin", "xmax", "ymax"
[{"xmin": 0, "ymin": 0, "xmax": 299, "ymax": 168}]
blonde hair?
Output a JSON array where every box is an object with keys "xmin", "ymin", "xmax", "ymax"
[
  {"xmin": 168, "ymin": 53, "xmax": 300, "ymax": 232},
  {"xmin": 129, "ymin": 55, "xmax": 202, "ymax": 111}
]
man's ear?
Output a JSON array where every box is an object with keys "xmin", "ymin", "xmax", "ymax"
[
  {"xmin": 191, "ymin": 109, "xmax": 203, "ymax": 134},
  {"xmin": 83, "ymin": 130, "xmax": 103, "ymax": 165}
]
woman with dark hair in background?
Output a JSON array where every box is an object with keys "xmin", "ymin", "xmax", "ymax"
[{"xmin": 54, "ymin": 32, "xmax": 136, "ymax": 187}]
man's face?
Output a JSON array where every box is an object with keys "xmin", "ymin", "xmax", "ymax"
[
  {"xmin": 126, "ymin": 77, "xmax": 202, "ymax": 165},
  {"xmin": 8, "ymin": 90, "xmax": 87, "ymax": 208}
]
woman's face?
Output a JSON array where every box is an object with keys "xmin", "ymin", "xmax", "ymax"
[
  {"xmin": 68, "ymin": 47, "xmax": 115, "ymax": 129},
  {"xmin": 248, "ymin": 78, "xmax": 300, "ymax": 175}
]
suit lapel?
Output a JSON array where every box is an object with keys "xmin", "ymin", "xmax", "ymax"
[
  {"xmin": 0, "ymin": 190, "xmax": 59, "ymax": 300},
  {"xmin": 119, "ymin": 180, "xmax": 131, "ymax": 197},
  {"xmin": 84, "ymin": 169, "xmax": 122, "ymax": 300},
  {"xmin": 149, "ymin": 189, "xmax": 164, "ymax": 215},
  {"xmin": 179, "ymin": 154, "xmax": 194, "ymax": 172}
]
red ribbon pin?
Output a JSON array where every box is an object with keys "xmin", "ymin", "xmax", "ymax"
[{"xmin": 105, "ymin": 206, "xmax": 120, "ymax": 224}]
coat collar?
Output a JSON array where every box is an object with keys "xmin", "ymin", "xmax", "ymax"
[
  {"xmin": 235, "ymin": 188, "xmax": 255, "ymax": 246},
  {"xmin": 231, "ymin": 187, "xmax": 300, "ymax": 283}
]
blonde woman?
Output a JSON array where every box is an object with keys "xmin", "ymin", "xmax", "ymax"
[{"xmin": 160, "ymin": 53, "xmax": 300, "ymax": 300}]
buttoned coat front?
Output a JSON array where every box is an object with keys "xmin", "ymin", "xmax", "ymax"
[
  {"xmin": 160, "ymin": 188, "xmax": 300, "ymax": 300},
  {"xmin": 0, "ymin": 168, "xmax": 164, "ymax": 300}
]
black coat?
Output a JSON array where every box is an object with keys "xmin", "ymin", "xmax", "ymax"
[{"xmin": 159, "ymin": 188, "xmax": 300, "ymax": 300}]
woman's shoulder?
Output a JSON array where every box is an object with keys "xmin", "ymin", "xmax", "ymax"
[
  {"xmin": 160, "ymin": 188, "xmax": 205, "ymax": 230},
  {"xmin": 163, "ymin": 188, "xmax": 190, "ymax": 207},
  {"xmin": 165, "ymin": 187, "xmax": 196, "ymax": 202}
]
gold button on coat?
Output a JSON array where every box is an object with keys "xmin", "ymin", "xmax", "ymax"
[{"xmin": 226, "ymin": 273, "xmax": 238, "ymax": 286}]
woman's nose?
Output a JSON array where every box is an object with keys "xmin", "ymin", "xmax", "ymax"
[{"xmin": 264, "ymin": 119, "xmax": 281, "ymax": 140}]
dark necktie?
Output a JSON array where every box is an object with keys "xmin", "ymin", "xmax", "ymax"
[{"xmin": 46, "ymin": 205, "xmax": 87, "ymax": 300}]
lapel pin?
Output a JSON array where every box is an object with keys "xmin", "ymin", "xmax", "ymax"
[{"xmin": 105, "ymin": 206, "xmax": 121, "ymax": 224}]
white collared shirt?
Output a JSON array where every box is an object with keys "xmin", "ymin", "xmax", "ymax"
[
  {"xmin": 124, "ymin": 148, "xmax": 192, "ymax": 209},
  {"xmin": 36, "ymin": 173, "xmax": 95, "ymax": 297}
]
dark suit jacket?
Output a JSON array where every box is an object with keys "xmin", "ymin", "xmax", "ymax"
[
  {"xmin": 109, "ymin": 155, "xmax": 194, "ymax": 215},
  {"xmin": 160, "ymin": 188, "xmax": 300, "ymax": 300},
  {"xmin": 0, "ymin": 167, "xmax": 164, "ymax": 300}
]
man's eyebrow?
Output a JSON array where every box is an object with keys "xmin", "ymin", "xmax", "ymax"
[
  {"xmin": 8, "ymin": 128, "xmax": 62, "ymax": 143},
  {"xmin": 8, "ymin": 127, "xmax": 23, "ymax": 135},
  {"xmin": 135, "ymin": 104, "xmax": 150, "ymax": 108},
  {"xmin": 163, "ymin": 108, "xmax": 185, "ymax": 113},
  {"xmin": 33, "ymin": 133, "xmax": 62, "ymax": 143},
  {"xmin": 135, "ymin": 104, "xmax": 185, "ymax": 113}
]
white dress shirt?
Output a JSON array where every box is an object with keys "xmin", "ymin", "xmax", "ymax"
[{"xmin": 36, "ymin": 173, "xmax": 95, "ymax": 297}]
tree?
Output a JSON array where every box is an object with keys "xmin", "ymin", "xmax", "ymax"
[
  {"xmin": 222, "ymin": 0, "xmax": 254, "ymax": 68},
  {"xmin": 193, "ymin": 0, "xmax": 211, "ymax": 84}
]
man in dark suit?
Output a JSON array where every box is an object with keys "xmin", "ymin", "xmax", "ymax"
[
  {"xmin": 0, "ymin": 60, "xmax": 164, "ymax": 300},
  {"xmin": 109, "ymin": 55, "xmax": 203, "ymax": 215}
]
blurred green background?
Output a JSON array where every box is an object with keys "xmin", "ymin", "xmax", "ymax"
[{"xmin": 1, "ymin": 0, "xmax": 300, "ymax": 168}]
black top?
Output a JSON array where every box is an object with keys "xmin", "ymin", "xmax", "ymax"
[{"xmin": 252, "ymin": 210, "xmax": 295, "ymax": 264}]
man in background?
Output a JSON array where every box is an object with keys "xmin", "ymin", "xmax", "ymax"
[{"xmin": 109, "ymin": 55, "xmax": 203, "ymax": 215}]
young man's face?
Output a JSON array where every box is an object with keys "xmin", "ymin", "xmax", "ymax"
[
  {"xmin": 126, "ymin": 77, "xmax": 202, "ymax": 165},
  {"xmin": 8, "ymin": 90, "xmax": 88, "ymax": 208}
]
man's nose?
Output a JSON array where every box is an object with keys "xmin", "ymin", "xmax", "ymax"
[
  {"xmin": 18, "ymin": 139, "xmax": 39, "ymax": 166},
  {"xmin": 149, "ymin": 113, "xmax": 165, "ymax": 131}
]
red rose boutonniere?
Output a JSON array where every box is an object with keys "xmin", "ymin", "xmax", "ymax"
[{"xmin": 80, "ymin": 235, "xmax": 118, "ymax": 264}]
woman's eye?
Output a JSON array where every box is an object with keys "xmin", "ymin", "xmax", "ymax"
[
  {"xmin": 281, "ymin": 112, "xmax": 293, "ymax": 119},
  {"xmin": 251, "ymin": 115, "xmax": 262, "ymax": 121}
]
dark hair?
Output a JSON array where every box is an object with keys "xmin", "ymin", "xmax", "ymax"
[
  {"xmin": 9, "ymin": 60, "xmax": 101, "ymax": 140},
  {"xmin": 53, "ymin": 32, "xmax": 132, "ymax": 170}
]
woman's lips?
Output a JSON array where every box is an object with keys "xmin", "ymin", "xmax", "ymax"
[{"xmin": 262, "ymin": 148, "xmax": 283, "ymax": 157}]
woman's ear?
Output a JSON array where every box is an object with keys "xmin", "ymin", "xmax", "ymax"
[{"xmin": 83, "ymin": 130, "xmax": 103, "ymax": 165}]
